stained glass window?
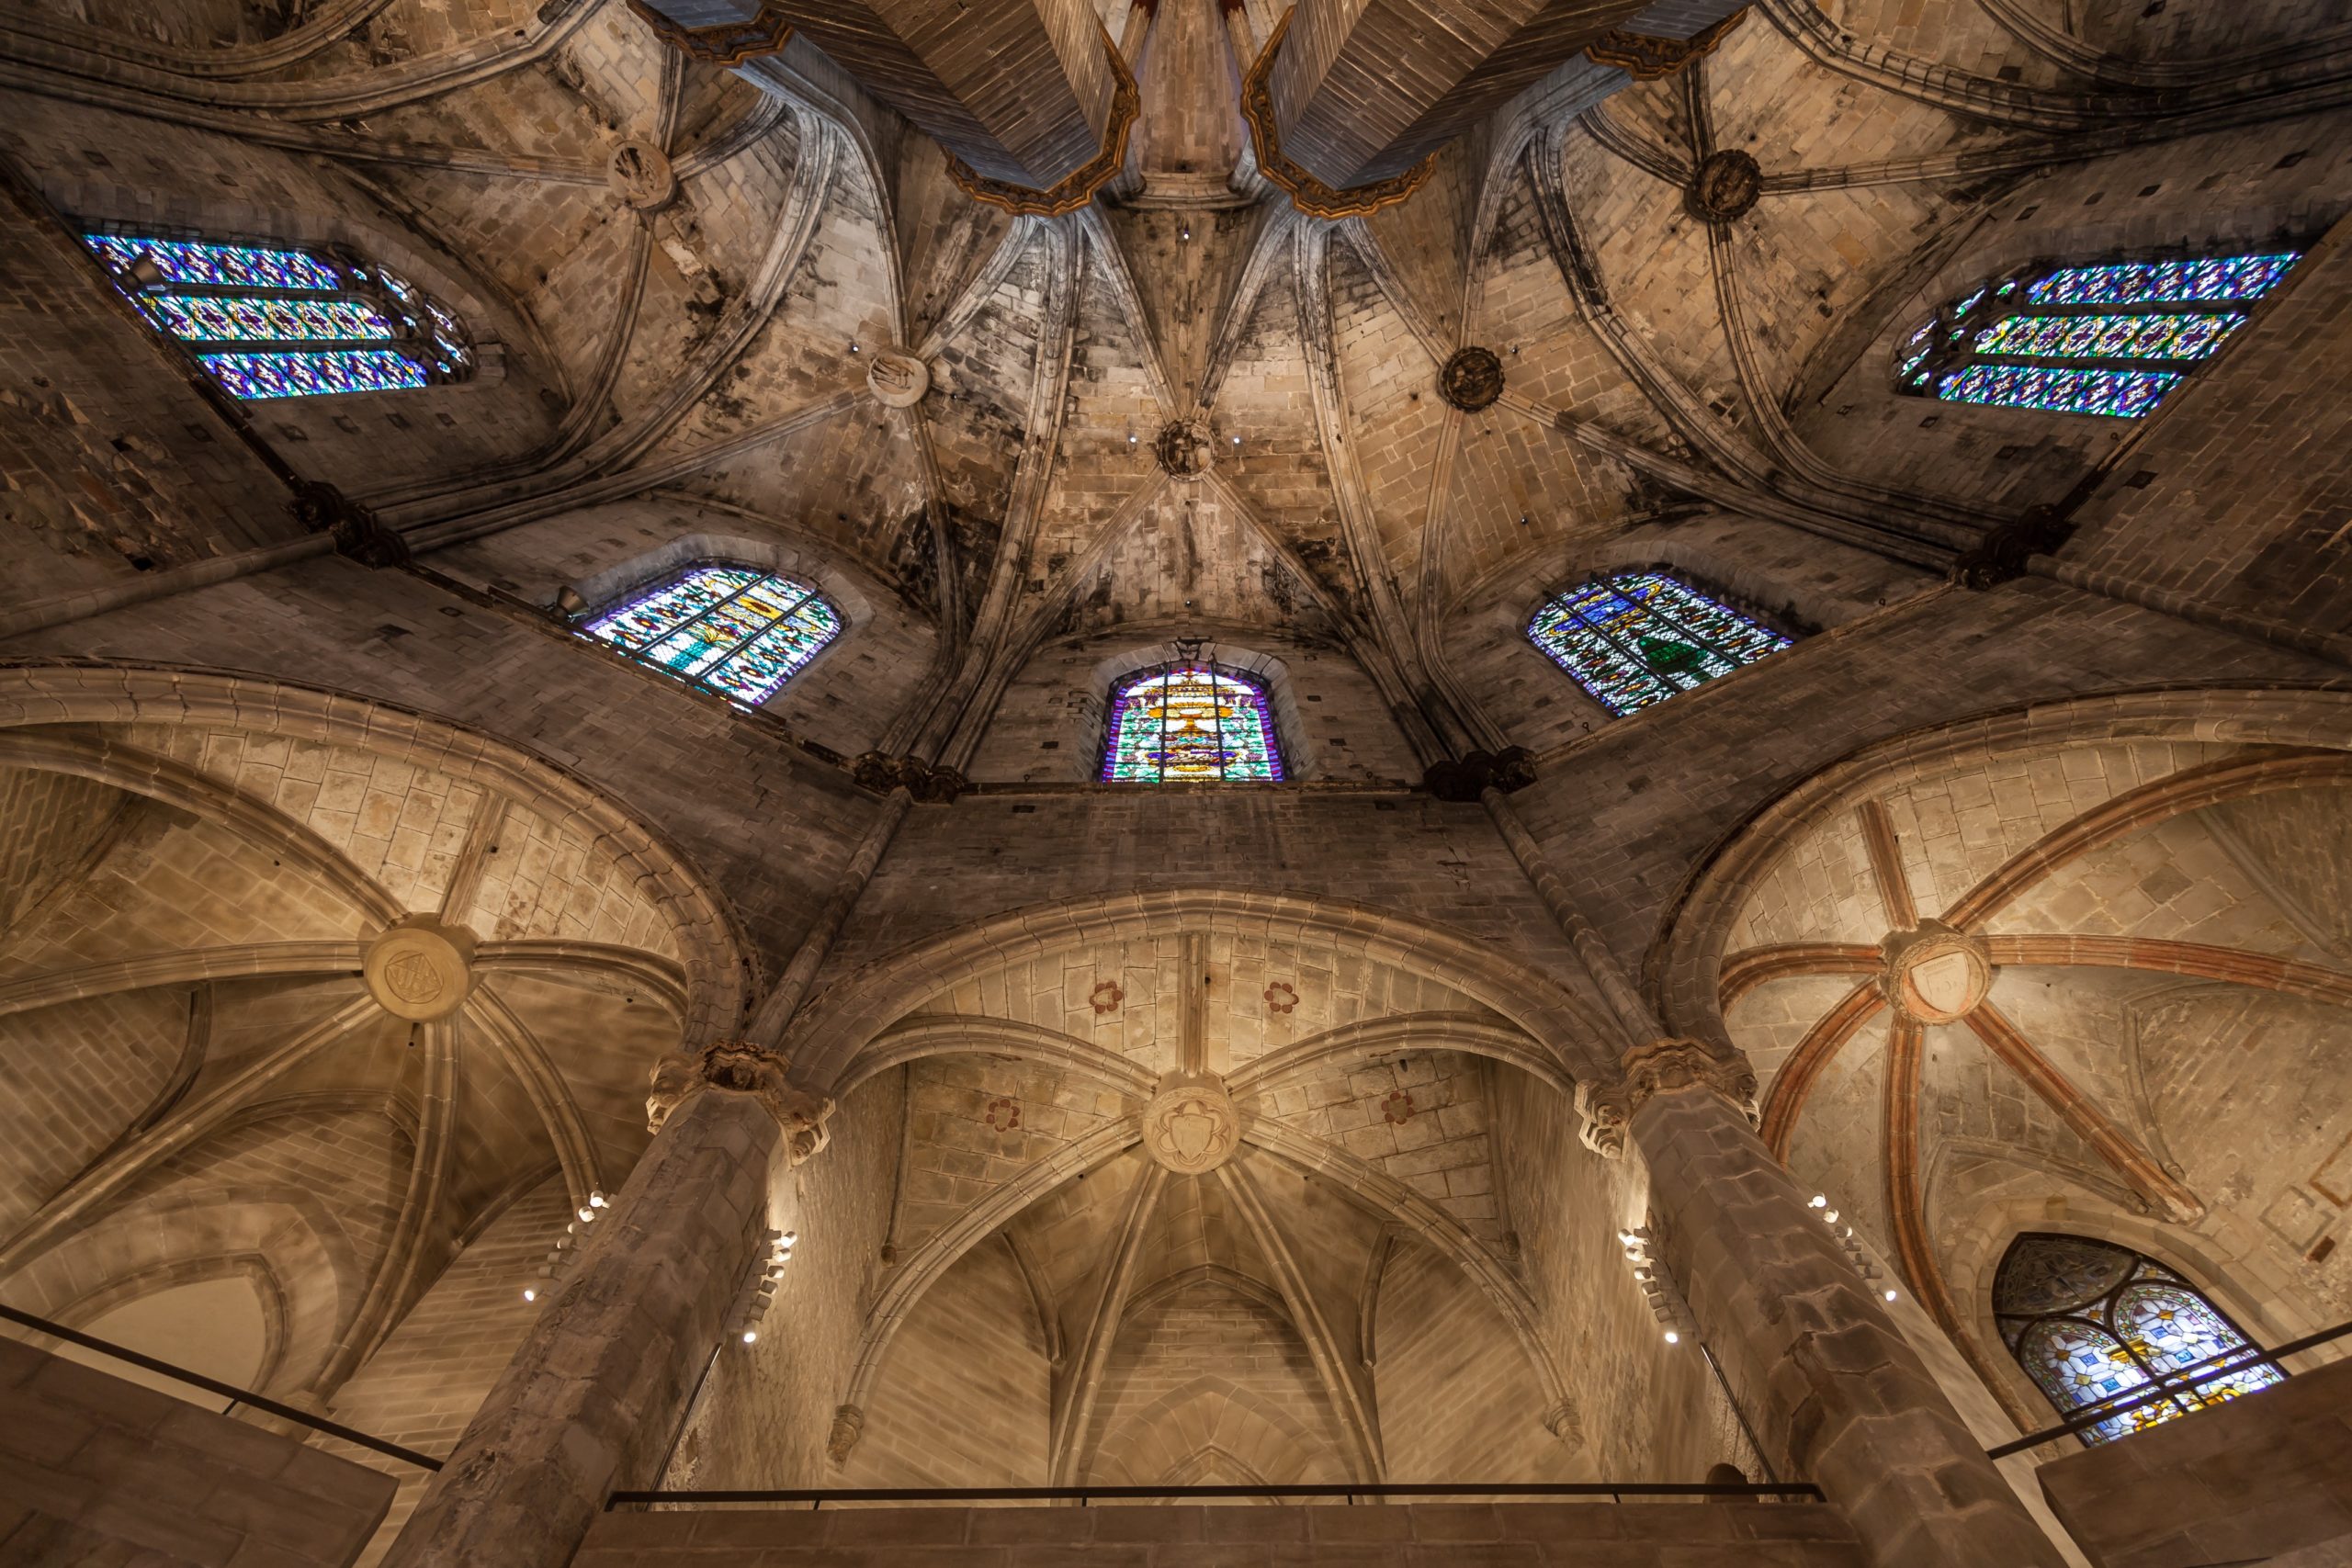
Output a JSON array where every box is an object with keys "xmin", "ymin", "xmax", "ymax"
[
  {"xmin": 1894, "ymin": 249, "xmax": 2301, "ymax": 418},
  {"xmin": 582, "ymin": 564, "xmax": 842, "ymax": 706},
  {"xmin": 1527, "ymin": 572, "xmax": 1791, "ymax": 716},
  {"xmin": 1101, "ymin": 663, "xmax": 1284, "ymax": 783},
  {"xmin": 80, "ymin": 231, "xmax": 474, "ymax": 400},
  {"xmin": 1993, "ymin": 1233, "xmax": 2283, "ymax": 1446}
]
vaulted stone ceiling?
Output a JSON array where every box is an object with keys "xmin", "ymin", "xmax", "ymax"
[
  {"xmin": 5, "ymin": 0, "xmax": 2352, "ymax": 1532},
  {"xmin": 13, "ymin": 0, "xmax": 2346, "ymax": 780}
]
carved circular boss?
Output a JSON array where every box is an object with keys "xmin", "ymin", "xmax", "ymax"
[
  {"xmin": 1141, "ymin": 1072, "xmax": 1240, "ymax": 1175},
  {"xmin": 1439, "ymin": 346, "xmax": 1504, "ymax": 412},
  {"xmin": 1879, "ymin": 921, "xmax": 1994, "ymax": 1024},
  {"xmin": 362, "ymin": 916, "xmax": 478, "ymax": 1023},
  {"xmin": 1685, "ymin": 149, "xmax": 1761, "ymax": 224}
]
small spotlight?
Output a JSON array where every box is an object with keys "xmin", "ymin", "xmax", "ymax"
[
  {"xmin": 579, "ymin": 1207, "xmax": 595, "ymax": 1223},
  {"xmin": 1884, "ymin": 1290, "xmax": 1900, "ymax": 1302},
  {"xmin": 588, "ymin": 1192, "xmax": 607, "ymax": 1209},
  {"xmin": 849, "ymin": 343, "xmax": 861, "ymax": 354},
  {"xmin": 1231, "ymin": 435, "xmax": 1241, "ymax": 445},
  {"xmin": 741, "ymin": 1330, "xmax": 758, "ymax": 1344},
  {"xmin": 522, "ymin": 1288, "xmax": 537, "ymax": 1302},
  {"xmin": 1809, "ymin": 1194, "xmax": 1827, "ymax": 1208},
  {"xmin": 1662, "ymin": 1330, "xmax": 1680, "ymax": 1345}
]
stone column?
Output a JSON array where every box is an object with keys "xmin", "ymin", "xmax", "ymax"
[
  {"xmin": 1589, "ymin": 1040, "xmax": 2065, "ymax": 1568},
  {"xmin": 379, "ymin": 1043, "xmax": 834, "ymax": 1568}
]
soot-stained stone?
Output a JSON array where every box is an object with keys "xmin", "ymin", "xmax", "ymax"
[
  {"xmin": 1686, "ymin": 149, "xmax": 1762, "ymax": 223},
  {"xmin": 1440, "ymin": 346, "xmax": 1504, "ymax": 412}
]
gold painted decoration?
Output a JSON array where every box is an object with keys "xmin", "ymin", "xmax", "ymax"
[
  {"xmin": 944, "ymin": 24, "xmax": 1142, "ymax": 217},
  {"xmin": 624, "ymin": 0, "xmax": 794, "ymax": 66},
  {"xmin": 1239, "ymin": 10, "xmax": 1434, "ymax": 220},
  {"xmin": 1585, "ymin": 8, "xmax": 1747, "ymax": 81}
]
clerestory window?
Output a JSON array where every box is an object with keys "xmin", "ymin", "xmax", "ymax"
[
  {"xmin": 80, "ymin": 230, "xmax": 474, "ymax": 400},
  {"xmin": 1994, "ymin": 1232, "xmax": 2284, "ymax": 1446},
  {"xmin": 1894, "ymin": 250, "xmax": 2302, "ymax": 418},
  {"xmin": 1101, "ymin": 661, "xmax": 1285, "ymax": 783},
  {"xmin": 1527, "ymin": 572, "xmax": 1791, "ymax": 717},
  {"xmin": 581, "ymin": 564, "xmax": 842, "ymax": 706}
]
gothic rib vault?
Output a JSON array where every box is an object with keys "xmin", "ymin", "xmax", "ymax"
[{"xmin": 1, "ymin": 0, "xmax": 2351, "ymax": 1566}]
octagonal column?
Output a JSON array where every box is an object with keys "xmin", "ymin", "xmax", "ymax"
[
  {"xmin": 379, "ymin": 1043, "xmax": 834, "ymax": 1568},
  {"xmin": 1589, "ymin": 1041, "xmax": 2065, "ymax": 1568}
]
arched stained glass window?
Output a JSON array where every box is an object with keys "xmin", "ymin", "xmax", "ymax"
[
  {"xmin": 582, "ymin": 564, "xmax": 842, "ymax": 706},
  {"xmin": 1994, "ymin": 1233, "xmax": 2283, "ymax": 1446},
  {"xmin": 1101, "ymin": 662, "xmax": 1284, "ymax": 783},
  {"xmin": 1894, "ymin": 250, "xmax": 2301, "ymax": 418},
  {"xmin": 79, "ymin": 231, "xmax": 474, "ymax": 400},
  {"xmin": 1528, "ymin": 572, "xmax": 1791, "ymax": 716}
]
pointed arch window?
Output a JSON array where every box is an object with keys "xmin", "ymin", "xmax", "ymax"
[
  {"xmin": 582, "ymin": 564, "xmax": 842, "ymax": 706},
  {"xmin": 1894, "ymin": 250, "xmax": 2301, "ymax": 418},
  {"xmin": 1101, "ymin": 661, "xmax": 1285, "ymax": 783},
  {"xmin": 1527, "ymin": 572, "xmax": 1791, "ymax": 716},
  {"xmin": 1994, "ymin": 1233, "xmax": 2284, "ymax": 1446},
  {"xmin": 80, "ymin": 231, "xmax": 475, "ymax": 400}
]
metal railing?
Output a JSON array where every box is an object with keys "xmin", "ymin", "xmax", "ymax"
[
  {"xmin": 607, "ymin": 1482, "xmax": 1826, "ymax": 1510},
  {"xmin": 0, "ymin": 1302, "xmax": 441, "ymax": 1471},
  {"xmin": 1987, "ymin": 1315, "xmax": 2352, "ymax": 1461}
]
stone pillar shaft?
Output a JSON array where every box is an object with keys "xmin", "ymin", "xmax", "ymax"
[
  {"xmin": 1630, "ymin": 1084, "xmax": 2065, "ymax": 1568},
  {"xmin": 378, "ymin": 1087, "xmax": 781, "ymax": 1568},
  {"xmin": 768, "ymin": 0, "xmax": 1114, "ymax": 185}
]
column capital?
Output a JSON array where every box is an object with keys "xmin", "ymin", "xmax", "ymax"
[
  {"xmin": 625, "ymin": 0, "xmax": 794, "ymax": 66},
  {"xmin": 1577, "ymin": 1037, "xmax": 1758, "ymax": 1157},
  {"xmin": 646, "ymin": 1040, "xmax": 836, "ymax": 1162}
]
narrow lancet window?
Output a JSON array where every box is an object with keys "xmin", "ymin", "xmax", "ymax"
[
  {"xmin": 1994, "ymin": 1233, "xmax": 2284, "ymax": 1445},
  {"xmin": 81, "ymin": 231, "xmax": 474, "ymax": 400},
  {"xmin": 1102, "ymin": 662, "xmax": 1284, "ymax": 783},
  {"xmin": 1528, "ymin": 572, "xmax": 1790, "ymax": 716},
  {"xmin": 1894, "ymin": 251, "xmax": 2301, "ymax": 418},
  {"xmin": 582, "ymin": 564, "xmax": 841, "ymax": 705}
]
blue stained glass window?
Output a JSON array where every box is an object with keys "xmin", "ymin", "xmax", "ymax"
[
  {"xmin": 1101, "ymin": 663, "xmax": 1284, "ymax": 783},
  {"xmin": 1994, "ymin": 1234, "xmax": 2284, "ymax": 1447},
  {"xmin": 1895, "ymin": 248, "xmax": 2301, "ymax": 418},
  {"xmin": 582, "ymin": 565, "xmax": 842, "ymax": 706},
  {"xmin": 79, "ymin": 230, "xmax": 474, "ymax": 401},
  {"xmin": 1527, "ymin": 572, "xmax": 1791, "ymax": 716}
]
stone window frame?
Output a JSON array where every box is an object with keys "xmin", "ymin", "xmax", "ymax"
[
  {"xmin": 568, "ymin": 550, "xmax": 855, "ymax": 711},
  {"xmin": 1085, "ymin": 640, "xmax": 1317, "ymax": 784},
  {"xmin": 73, "ymin": 218, "xmax": 506, "ymax": 400},
  {"xmin": 1990, "ymin": 1229, "xmax": 2287, "ymax": 1446},
  {"xmin": 1519, "ymin": 563, "xmax": 1803, "ymax": 721}
]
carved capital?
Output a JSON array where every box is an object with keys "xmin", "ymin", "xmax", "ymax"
[
  {"xmin": 646, "ymin": 1041, "xmax": 836, "ymax": 1163},
  {"xmin": 851, "ymin": 751, "xmax": 967, "ymax": 804},
  {"xmin": 1580, "ymin": 1038, "xmax": 1758, "ymax": 1156},
  {"xmin": 624, "ymin": 0, "xmax": 793, "ymax": 65},
  {"xmin": 1422, "ymin": 746, "xmax": 1536, "ymax": 803},
  {"xmin": 826, "ymin": 1403, "xmax": 865, "ymax": 1466},
  {"xmin": 292, "ymin": 480, "xmax": 410, "ymax": 569},
  {"xmin": 1586, "ymin": 9, "xmax": 1747, "ymax": 80},
  {"xmin": 1950, "ymin": 505, "xmax": 2076, "ymax": 590},
  {"xmin": 1542, "ymin": 1397, "xmax": 1585, "ymax": 1448},
  {"xmin": 1238, "ymin": 10, "xmax": 1433, "ymax": 220}
]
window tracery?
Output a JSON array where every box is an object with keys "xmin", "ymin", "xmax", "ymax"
[
  {"xmin": 1894, "ymin": 251, "xmax": 2301, "ymax": 418},
  {"xmin": 80, "ymin": 231, "xmax": 475, "ymax": 400},
  {"xmin": 1993, "ymin": 1233, "xmax": 2283, "ymax": 1445},
  {"xmin": 1527, "ymin": 572, "xmax": 1791, "ymax": 716},
  {"xmin": 1101, "ymin": 661, "xmax": 1285, "ymax": 783},
  {"xmin": 582, "ymin": 564, "xmax": 842, "ymax": 705}
]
